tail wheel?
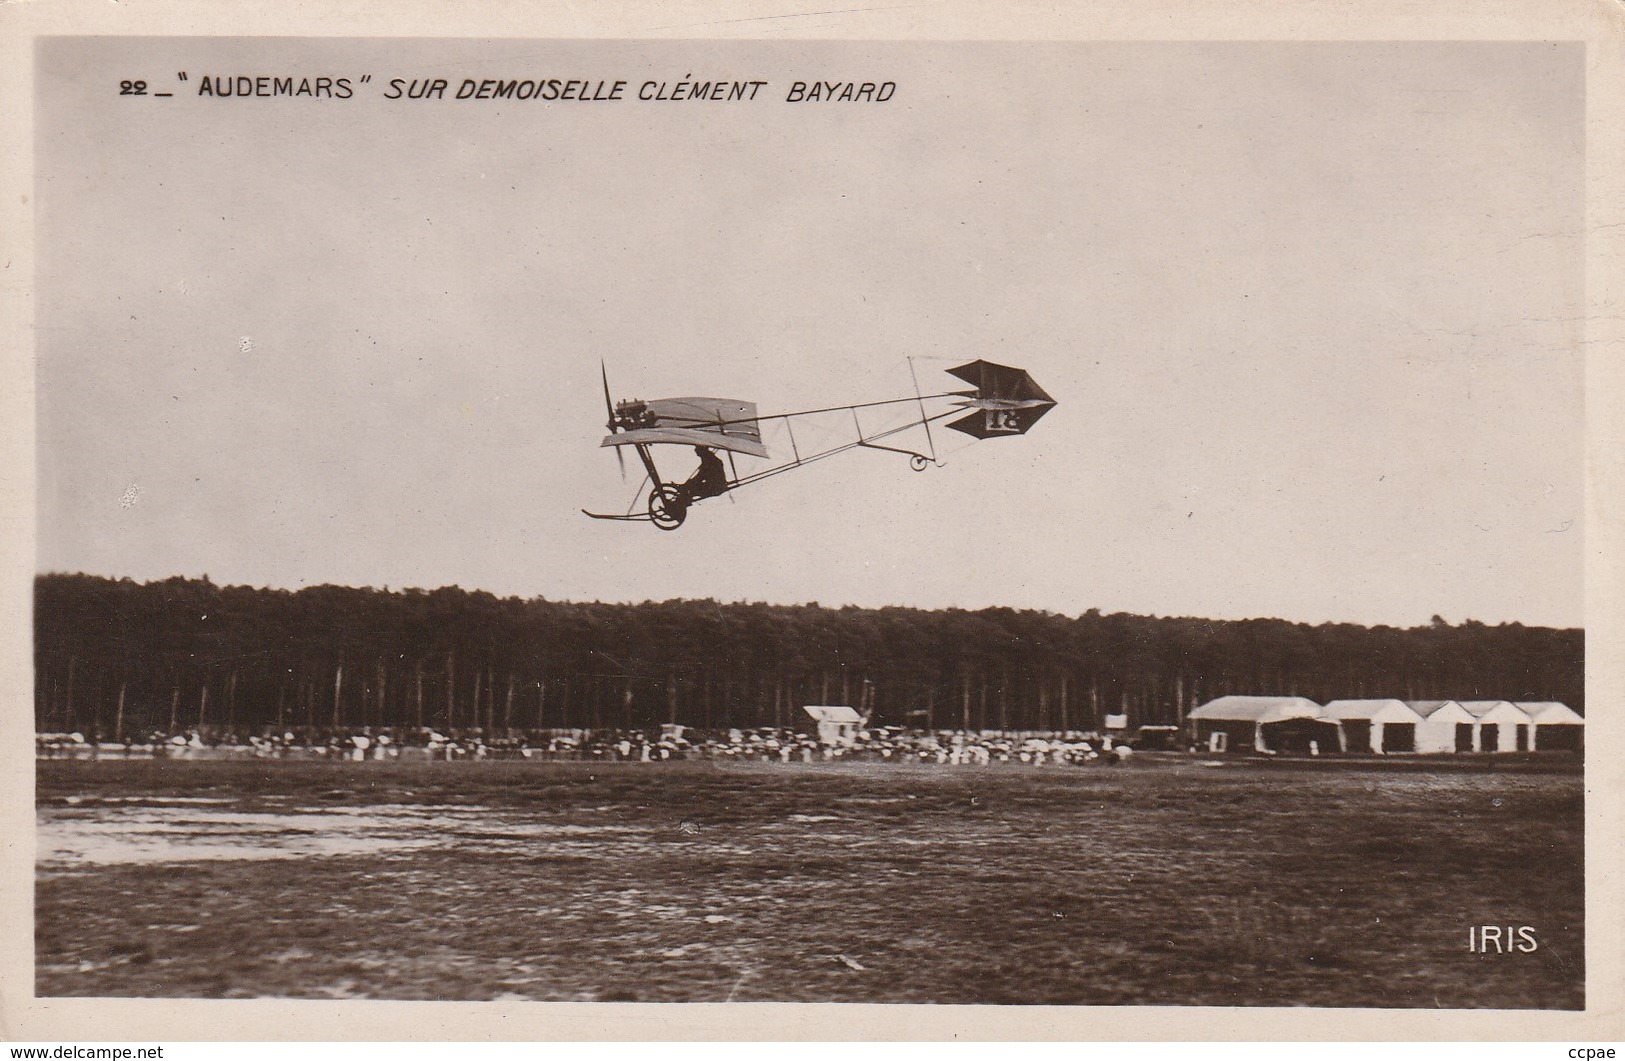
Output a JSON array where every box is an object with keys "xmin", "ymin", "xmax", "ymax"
[{"xmin": 648, "ymin": 485, "xmax": 688, "ymax": 530}]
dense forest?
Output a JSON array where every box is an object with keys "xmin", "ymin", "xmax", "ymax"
[{"xmin": 33, "ymin": 573, "xmax": 1584, "ymax": 738}]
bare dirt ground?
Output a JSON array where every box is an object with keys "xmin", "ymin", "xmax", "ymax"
[{"xmin": 35, "ymin": 756, "xmax": 1583, "ymax": 1006}]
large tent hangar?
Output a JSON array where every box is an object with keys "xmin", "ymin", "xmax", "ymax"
[
  {"xmin": 1458, "ymin": 700, "xmax": 1534, "ymax": 753},
  {"xmin": 1406, "ymin": 700, "xmax": 1478, "ymax": 753},
  {"xmin": 1515, "ymin": 701, "xmax": 1585, "ymax": 751},
  {"xmin": 1320, "ymin": 699, "xmax": 1426, "ymax": 754},
  {"xmin": 1187, "ymin": 696, "xmax": 1336, "ymax": 754}
]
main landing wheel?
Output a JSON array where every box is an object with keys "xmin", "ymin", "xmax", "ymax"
[{"xmin": 648, "ymin": 485, "xmax": 688, "ymax": 531}]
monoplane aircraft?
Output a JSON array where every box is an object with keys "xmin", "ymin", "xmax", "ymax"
[{"xmin": 583, "ymin": 359, "xmax": 1056, "ymax": 530}]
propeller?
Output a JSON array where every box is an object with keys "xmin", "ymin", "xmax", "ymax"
[{"xmin": 601, "ymin": 359, "xmax": 626, "ymax": 481}]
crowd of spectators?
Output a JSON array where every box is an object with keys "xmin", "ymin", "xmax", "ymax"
[{"xmin": 36, "ymin": 724, "xmax": 1141, "ymax": 765}]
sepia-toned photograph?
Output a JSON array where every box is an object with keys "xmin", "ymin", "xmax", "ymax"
[{"xmin": 12, "ymin": 20, "xmax": 1619, "ymax": 1037}]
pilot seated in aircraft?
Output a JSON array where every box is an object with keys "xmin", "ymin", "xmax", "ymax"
[{"xmin": 680, "ymin": 446, "xmax": 730, "ymax": 503}]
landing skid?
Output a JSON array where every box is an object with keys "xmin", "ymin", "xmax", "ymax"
[
  {"xmin": 581, "ymin": 509, "xmax": 654, "ymax": 523},
  {"xmin": 582, "ymin": 483, "xmax": 692, "ymax": 531}
]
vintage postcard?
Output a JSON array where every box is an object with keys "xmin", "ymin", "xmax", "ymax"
[{"xmin": 2, "ymin": 0, "xmax": 1622, "ymax": 1043}]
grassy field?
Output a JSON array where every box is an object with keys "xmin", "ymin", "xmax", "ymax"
[{"xmin": 35, "ymin": 756, "xmax": 1583, "ymax": 1007}]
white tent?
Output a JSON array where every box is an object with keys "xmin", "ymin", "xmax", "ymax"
[
  {"xmin": 1320, "ymin": 699, "xmax": 1426, "ymax": 754},
  {"xmin": 1514, "ymin": 702, "xmax": 1584, "ymax": 751},
  {"xmin": 1458, "ymin": 700, "xmax": 1533, "ymax": 753},
  {"xmin": 1187, "ymin": 696, "xmax": 1329, "ymax": 753},
  {"xmin": 1405, "ymin": 700, "xmax": 1477, "ymax": 753}
]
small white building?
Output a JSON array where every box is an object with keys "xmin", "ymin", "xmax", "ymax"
[
  {"xmin": 802, "ymin": 705, "xmax": 863, "ymax": 747},
  {"xmin": 1458, "ymin": 700, "xmax": 1533, "ymax": 753},
  {"xmin": 1320, "ymin": 699, "xmax": 1427, "ymax": 754},
  {"xmin": 1405, "ymin": 700, "xmax": 1478, "ymax": 754},
  {"xmin": 1514, "ymin": 701, "xmax": 1584, "ymax": 751}
]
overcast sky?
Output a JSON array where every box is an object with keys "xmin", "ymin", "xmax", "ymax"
[{"xmin": 35, "ymin": 39, "xmax": 1585, "ymax": 628}]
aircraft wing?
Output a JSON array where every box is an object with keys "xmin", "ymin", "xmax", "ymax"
[{"xmin": 602, "ymin": 396, "xmax": 769, "ymax": 459}]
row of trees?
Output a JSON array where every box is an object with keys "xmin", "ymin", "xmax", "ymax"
[{"xmin": 34, "ymin": 573, "xmax": 1584, "ymax": 739}]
